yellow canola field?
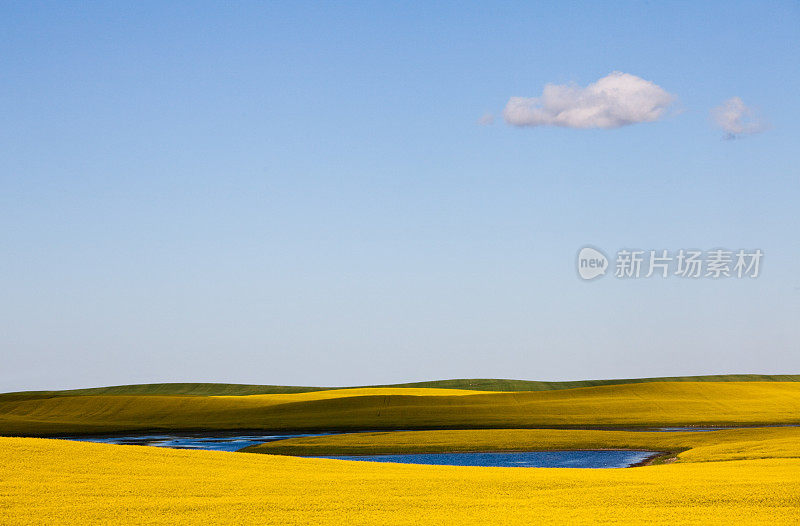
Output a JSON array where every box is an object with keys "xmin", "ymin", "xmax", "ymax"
[
  {"xmin": 3, "ymin": 382, "xmax": 800, "ymax": 436},
  {"xmin": 1, "ymin": 437, "xmax": 798, "ymax": 525}
]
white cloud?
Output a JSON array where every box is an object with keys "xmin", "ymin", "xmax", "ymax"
[
  {"xmin": 477, "ymin": 113, "xmax": 494, "ymax": 126},
  {"xmin": 503, "ymin": 72, "xmax": 675, "ymax": 129},
  {"xmin": 711, "ymin": 97, "xmax": 767, "ymax": 139}
]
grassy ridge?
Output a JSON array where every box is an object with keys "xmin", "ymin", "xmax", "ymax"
[
  {"xmin": 2, "ymin": 436, "xmax": 799, "ymax": 524},
  {"xmin": 245, "ymin": 426, "xmax": 800, "ymax": 463},
  {"xmin": 2, "ymin": 382, "xmax": 800, "ymax": 436},
  {"xmin": 0, "ymin": 383, "xmax": 328, "ymax": 403},
  {"xmin": 3, "ymin": 374, "xmax": 799, "ymax": 402},
  {"xmin": 378, "ymin": 374, "xmax": 800, "ymax": 391}
]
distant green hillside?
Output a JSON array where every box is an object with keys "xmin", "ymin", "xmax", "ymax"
[
  {"xmin": 0, "ymin": 383, "xmax": 327, "ymax": 403},
  {"xmin": 2, "ymin": 374, "xmax": 799, "ymax": 402},
  {"xmin": 381, "ymin": 375, "xmax": 800, "ymax": 392}
]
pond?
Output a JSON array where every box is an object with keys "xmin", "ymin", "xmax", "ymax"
[
  {"xmin": 315, "ymin": 450, "xmax": 659, "ymax": 468},
  {"xmin": 62, "ymin": 432, "xmax": 660, "ymax": 468}
]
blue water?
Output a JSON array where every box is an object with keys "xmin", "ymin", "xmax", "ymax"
[
  {"xmin": 66, "ymin": 432, "xmax": 332, "ymax": 452},
  {"xmin": 317, "ymin": 450, "xmax": 658, "ymax": 468},
  {"xmin": 62, "ymin": 433, "xmax": 658, "ymax": 467}
]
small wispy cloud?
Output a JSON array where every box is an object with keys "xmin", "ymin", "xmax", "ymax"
[
  {"xmin": 477, "ymin": 113, "xmax": 494, "ymax": 126},
  {"xmin": 503, "ymin": 72, "xmax": 675, "ymax": 129},
  {"xmin": 711, "ymin": 97, "xmax": 767, "ymax": 139}
]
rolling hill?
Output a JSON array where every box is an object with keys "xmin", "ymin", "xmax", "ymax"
[{"xmin": 2, "ymin": 380, "xmax": 800, "ymax": 436}]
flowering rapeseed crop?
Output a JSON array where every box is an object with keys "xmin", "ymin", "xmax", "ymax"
[{"xmin": 1, "ymin": 437, "xmax": 798, "ymax": 524}]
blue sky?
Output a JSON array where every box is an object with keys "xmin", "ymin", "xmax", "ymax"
[{"xmin": 2, "ymin": 1, "xmax": 799, "ymax": 391}]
